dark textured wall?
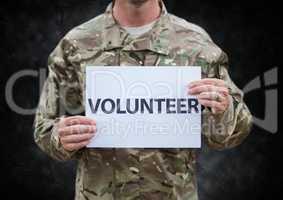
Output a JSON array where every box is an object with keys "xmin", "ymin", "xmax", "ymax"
[{"xmin": 0, "ymin": 0, "xmax": 281, "ymax": 200}]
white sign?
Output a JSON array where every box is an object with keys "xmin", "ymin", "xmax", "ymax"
[{"xmin": 86, "ymin": 66, "xmax": 201, "ymax": 148}]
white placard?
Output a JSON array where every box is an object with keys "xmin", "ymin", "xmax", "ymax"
[{"xmin": 86, "ymin": 66, "xmax": 201, "ymax": 148}]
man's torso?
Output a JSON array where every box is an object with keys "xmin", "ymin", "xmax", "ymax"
[{"xmin": 52, "ymin": 4, "xmax": 222, "ymax": 200}]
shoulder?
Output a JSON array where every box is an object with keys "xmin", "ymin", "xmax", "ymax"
[
  {"xmin": 66, "ymin": 14, "xmax": 105, "ymax": 39},
  {"xmin": 168, "ymin": 14, "xmax": 212, "ymax": 42},
  {"xmin": 168, "ymin": 14, "xmax": 224, "ymax": 63},
  {"xmin": 60, "ymin": 14, "xmax": 106, "ymax": 50},
  {"xmin": 48, "ymin": 14, "xmax": 106, "ymax": 71}
]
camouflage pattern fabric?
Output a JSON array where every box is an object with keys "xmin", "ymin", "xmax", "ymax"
[{"xmin": 34, "ymin": 1, "xmax": 253, "ymax": 200}]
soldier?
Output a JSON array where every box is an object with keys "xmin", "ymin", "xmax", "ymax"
[{"xmin": 34, "ymin": 0, "xmax": 253, "ymax": 199}]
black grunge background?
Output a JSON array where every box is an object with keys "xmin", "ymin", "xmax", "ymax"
[{"xmin": 0, "ymin": 0, "xmax": 281, "ymax": 200}]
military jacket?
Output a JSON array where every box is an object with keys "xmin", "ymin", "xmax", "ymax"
[{"xmin": 34, "ymin": 2, "xmax": 252, "ymax": 200}]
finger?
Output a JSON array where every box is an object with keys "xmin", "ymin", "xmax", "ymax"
[
  {"xmin": 198, "ymin": 99, "xmax": 226, "ymax": 112},
  {"xmin": 189, "ymin": 78, "xmax": 226, "ymax": 87},
  {"xmin": 62, "ymin": 116, "xmax": 96, "ymax": 127},
  {"xmin": 189, "ymin": 78, "xmax": 226, "ymax": 88},
  {"xmin": 58, "ymin": 125, "xmax": 96, "ymax": 136},
  {"xmin": 64, "ymin": 141, "xmax": 90, "ymax": 151},
  {"xmin": 197, "ymin": 92, "xmax": 226, "ymax": 102},
  {"xmin": 188, "ymin": 85, "xmax": 229, "ymax": 96},
  {"xmin": 61, "ymin": 133, "xmax": 95, "ymax": 144}
]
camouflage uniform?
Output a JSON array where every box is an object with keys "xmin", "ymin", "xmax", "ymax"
[{"xmin": 34, "ymin": 2, "xmax": 252, "ymax": 200}]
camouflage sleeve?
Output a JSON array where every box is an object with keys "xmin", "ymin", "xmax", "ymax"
[
  {"xmin": 202, "ymin": 51, "xmax": 253, "ymax": 150},
  {"xmin": 33, "ymin": 39, "xmax": 81, "ymax": 161}
]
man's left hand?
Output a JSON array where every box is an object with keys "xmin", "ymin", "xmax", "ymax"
[{"xmin": 188, "ymin": 78, "xmax": 230, "ymax": 114}]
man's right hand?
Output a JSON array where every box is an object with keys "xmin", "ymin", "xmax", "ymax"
[{"xmin": 57, "ymin": 116, "xmax": 96, "ymax": 151}]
